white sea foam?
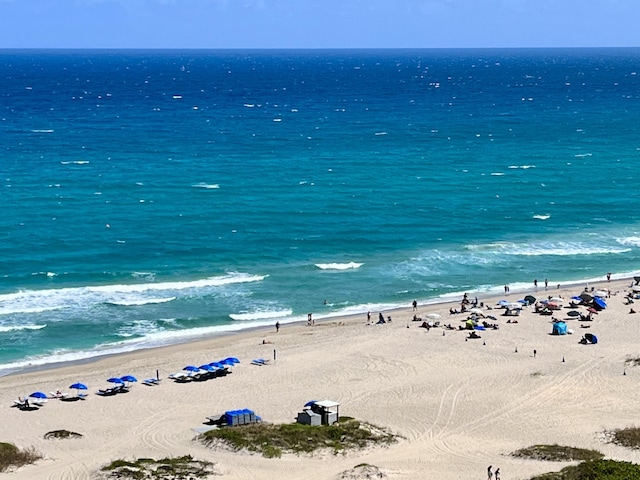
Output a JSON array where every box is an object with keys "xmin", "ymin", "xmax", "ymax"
[
  {"xmin": 230, "ymin": 309, "xmax": 292, "ymax": 321},
  {"xmin": 60, "ymin": 160, "xmax": 90, "ymax": 165},
  {"xmin": 315, "ymin": 262, "xmax": 363, "ymax": 270},
  {"xmin": 31, "ymin": 129, "xmax": 54, "ymax": 133},
  {"xmin": 192, "ymin": 182, "xmax": 220, "ymax": 189},
  {"xmin": 617, "ymin": 236, "xmax": 640, "ymax": 248},
  {"xmin": 490, "ymin": 172, "xmax": 505, "ymax": 176},
  {"xmin": 574, "ymin": 153, "xmax": 592, "ymax": 157},
  {"xmin": 508, "ymin": 165, "xmax": 536, "ymax": 169},
  {"xmin": 0, "ymin": 273, "xmax": 265, "ymax": 315},
  {"xmin": 466, "ymin": 241, "xmax": 630, "ymax": 257},
  {"xmin": 107, "ymin": 297, "xmax": 176, "ymax": 307},
  {"xmin": 0, "ymin": 324, "xmax": 47, "ymax": 333},
  {"xmin": 532, "ymin": 214, "xmax": 550, "ymax": 220}
]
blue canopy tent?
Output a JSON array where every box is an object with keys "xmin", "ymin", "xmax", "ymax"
[{"xmin": 552, "ymin": 321, "xmax": 568, "ymax": 335}]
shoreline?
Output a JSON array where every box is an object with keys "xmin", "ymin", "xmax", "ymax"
[
  {"xmin": 4, "ymin": 273, "xmax": 626, "ymax": 379},
  {"xmin": 3, "ymin": 273, "xmax": 628, "ymax": 379}
]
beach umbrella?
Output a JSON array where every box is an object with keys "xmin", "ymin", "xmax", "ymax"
[
  {"xmin": 550, "ymin": 297, "xmax": 564, "ymax": 304},
  {"xmin": 120, "ymin": 375, "xmax": 137, "ymax": 383},
  {"xmin": 426, "ymin": 313, "xmax": 441, "ymax": 320},
  {"xmin": 594, "ymin": 290, "xmax": 608, "ymax": 298},
  {"xmin": 220, "ymin": 358, "xmax": 236, "ymax": 366},
  {"xmin": 632, "ymin": 285, "xmax": 640, "ymax": 293},
  {"xmin": 223, "ymin": 357, "xmax": 240, "ymax": 364},
  {"xmin": 469, "ymin": 308, "xmax": 483, "ymax": 315},
  {"xmin": 571, "ymin": 295, "xmax": 583, "ymax": 301},
  {"xmin": 107, "ymin": 377, "xmax": 124, "ymax": 385},
  {"xmin": 497, "ymin": 300, "xmax": 509, "ymax": 307},
  {"xmin": 198, "ymin": 364, "xmax": 215, "ymax": 372},
  {"xmin": 183, "ymin": 365, "xmax": 201, "ymax": 372},
  {"xmin": 69, "ymin": 382, "xmax": 88, "ymax": 391},
  {"xmin": 208, "ymin": 362, "xmax": 225, "ymax": 369},
  {"xmin": 524, "ymin": 295, "xmax": 536, "ymax": 305},
  {"xmin": 29, "ymin": 391, "xmax": 48, "ymax": 399},
  {"xmin": 567, "ymin": 310, "xmax": 581, "ymax": 317},
  {"xmin": 506, "ymin": 303, "xmax": 522, "ymax": 310},
  {"xmin": 304, "ymin": 400, "xmax": 318, "ymax": 407},
  {"xmin": 587, "ymin": 307, "xmax": 598, "ymax": 314}
]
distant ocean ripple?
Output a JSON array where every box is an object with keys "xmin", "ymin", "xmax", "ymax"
[{"xmin": 1, "ymin": 48, "xmax": 640, "ymax": 374}]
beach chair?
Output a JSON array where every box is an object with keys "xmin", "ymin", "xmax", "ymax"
[
  {"xmin": 168, "ymin": 372, "xmax": 191, "ymax": 382},
  {"xmin": 143, "ymin": 377, "xmax": 161, "ymax": 386},
  {"xmin": 251, "ymin": 358, "xmax": 270, "ymax": 366},
  {"xmin": 50, "ymin": 390, "xmax": 69, "ymax": 399}
]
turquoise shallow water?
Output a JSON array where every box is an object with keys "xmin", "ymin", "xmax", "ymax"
[{"xmin": 2, "ymin": 48, "xmax": 640, "ymax": 374}]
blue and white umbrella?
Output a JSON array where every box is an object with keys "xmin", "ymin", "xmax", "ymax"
[
  {"xmin": 223, "ymin": 357, "xmax": 240, "ymax": 364},
  {"xmin": 120, "ymin": 375, "xmax": 138, "ymax": 383},
  {"xmin": 29, "ymin": 391, "xmax": 48, "ymax": 399},
  {"xmin": 69, "ymin": 382, "xmax": 88, "ymax": 391},
  {"xmin": 107, "ymin": 377, "xmax": 124, "ymax": 385},
  {"xmin": 183, "ymin": 365, "xmax": 201, "ymax": 373}
]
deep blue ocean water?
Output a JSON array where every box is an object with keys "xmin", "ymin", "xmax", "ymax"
[{"xmin": 2, "ymin": 48, "xmax": 640, "ymax": 374}]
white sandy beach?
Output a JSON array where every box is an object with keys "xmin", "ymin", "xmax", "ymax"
[{"xmin": 3, "ymin": 278, "xmax": 640, "ymax": 479}]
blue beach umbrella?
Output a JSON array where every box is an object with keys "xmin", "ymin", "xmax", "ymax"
[
  {"xmin": 107, "ymin": 377, "xmax": 124, "ymax": 385},
  {"xmin": 69, "ymin": 382, "xmax": 88, "ymax": 391},
  {"xmin": 208, "ymin": 362, "xmax": 224, "ymax": 369},
  {"xmin": 120, "ymin": 375, "xmax": 138, "ymax": 383},
  {"xmin": 29, "ymin": 391, "xmax": 48, "ymax": 399},
  {"xmin": 304, "ymin": 400, "xmax": 318, "ymax": 407},
  {"xmin": 594, "ymin": 297, "xmax": 607, "ymax": 309},
  {"xmin": 223, "ymin": 357, "xmax": 240, "ymax": 364},
  {"xmin": 183, "ymin": 365, "xmax": 201, "ymax": 372},
  {"xmin": 198, "ymin": 364, "xmax": 215, "ymax": 372}
]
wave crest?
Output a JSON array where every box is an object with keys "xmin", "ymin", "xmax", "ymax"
[{"xmin": 315, "ymin": 262, "xmax": 363, "ymax": 270}]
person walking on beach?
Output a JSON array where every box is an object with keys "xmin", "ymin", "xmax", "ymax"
[
  {"xmin": 487, "ymin": 465, "xmax": 493, "ymax": 480},
  {"xmin": 275, "ymin": 321, "xmax": 280, "ymax": 333},
  {"xmin": 412, "ymin": 299, "xmax": 417, "ymax": 311},
  {"xmin": 367, "ymin": 311, "xmax": 371, "ymax": 324},
  {"xmin": 495, "ymin": 467, "xmax": 500, "ymax": 480},
  {"xmin": 534, "ymin": 279, "xmax": 538, "ymax": 288},
  {"xmin": 545, "ymin": 278, "xmax": 548, "ymax": 290},
  {"xmin": 607, "ymin": 272, "xmax": 611, "ymax": 282}
]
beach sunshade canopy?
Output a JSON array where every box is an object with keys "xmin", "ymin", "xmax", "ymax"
[
  {"xmin": 426, "ymin": 313, "xmax": 441, "ymax": 320},
  {"xmin": 498, "ymin": 300, "xmax": 509, "ymax": 306},
  {"xmin": 506, "ymin": 303, "xmax": 522, "ymax": 310},
  {"xmin": 524, "ymin": 295, "xmax": 536, "ymax": 304},
  {"xmin": 566, "ymin": 310, "xmax": 581, "ymax": 317},
  {"xmin": 304, "ymin": 400, "xmax": 318, "ymax": 407},
  {"xmin": 183, "ymin": 365, "xmax": 201, "ymax": 372},
  {"xmin": 587, "ymin": 307, "xmax": 598, "ymax": 314},
  {"xmin": 580, "ymin": 293, "xmax": 593, "ymax": 302},
  {"xmin": 107, "ymin": 377, "xmax": 124, "ymax": 384},
  {"xmin": 469, "ymin": 308, "xmax": 483, "ymax": 314},
  {"xmin": 571, "ymin": 295, "xmax": 583, "ymax": 301},
  {"xmin": 223, "ymin": 357, "xmax": 240, "ymax": 364},
  {"xmin": 69, "ymin": 382, "xmax": 88, "ymax": 390},
  {"xmin": 29, "ymin": 391, "xmax": 48, "ymax": 399},
  {"xmin": 594, "ymin": 290, "xmax": 608, "ymax": 298},
  {"xmin": 632, "ymin": 285, "xmax": 640, "ymax": 292},
  {"xmin": 120, "ymin": 375, "xmax": 137, "ymax": 383},
  {"xmin": 550, "ymin": 297, "xmax": 564, "ymax": 303}
]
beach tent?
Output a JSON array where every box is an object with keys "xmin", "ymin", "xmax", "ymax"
[
  {"xmin": 524, "ymin": 295, "xmax": 536, "ymax": 305},
  {"xmin": 593, "ymin": 297, "xmax": 607, "ymax": 310},
  {"xmin": 552, "ymin": 321, "xmax": 568, "ymax": 335},
  {"xmin": 585, "ymin": 333, "xmax": 598, "ymax": 344}
]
